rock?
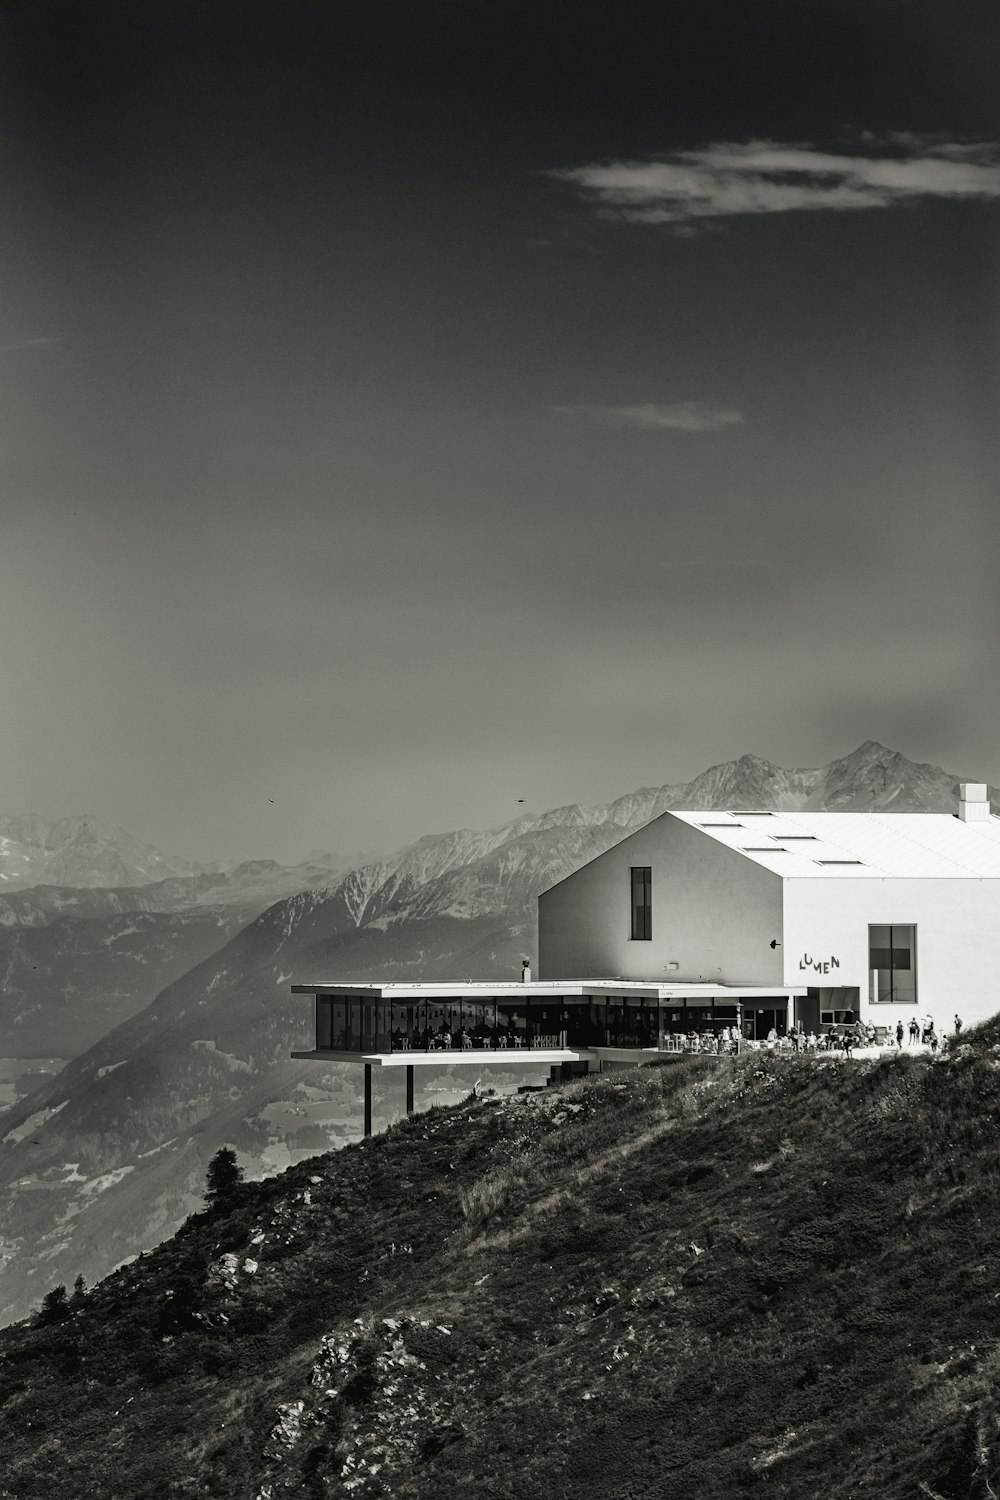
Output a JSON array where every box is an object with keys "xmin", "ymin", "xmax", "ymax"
[
  {"xmin": 268, "ymin": 1400, "xmax": 304, "ymax": 1450},
  {"xmin": 243, "ymin": 1258, "xmax": 259, "ymax": 1275},
  {"xmin": 211, "ymin": 1252, "xmax": 241, "ymax": 1288}
]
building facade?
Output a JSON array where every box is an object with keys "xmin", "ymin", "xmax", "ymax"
[{"xmin": 538, "ymin": 785, "xmax": 1000, "ymax": 1036}]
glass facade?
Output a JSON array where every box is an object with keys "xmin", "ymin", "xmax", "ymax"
[
  {"xmin": 316, "ymin": 997, "xmax": 393, "ymax": 1052},
  {"xmin": 314, "ymin": 992, "xmax": 789, "ymax": 1054},
  {"xmin": 563, "ymin": 997, "xmax": 661, "ymax": 1049},
  {"xmin": 869, "ymin": 925, "xmax": 916, "ymax": 1003},
  {"xmin": 315, "ymin": 994, "xmax": 568, "ymax": 1054}
]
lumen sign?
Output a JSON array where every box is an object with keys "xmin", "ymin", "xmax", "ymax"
[{"xmin": 799, "ymin": 953, "xmax": 841, "ymax": 975}]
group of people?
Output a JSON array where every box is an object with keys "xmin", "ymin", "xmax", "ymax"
[
  {"xmin": 770, "ymin": 1025, "xmax": 847, "ymax": 1054},
  {"xmin": 892, "ymin": 1014, "xmax": 963, "ymax": 1053},
  {"xmin": 684, "ymin": 1027, "xmax": 741, "ymax": 1055},
  {"xmin": 772, "ymin": 1013, "xmax": 962, "ymax": 1057},
  {"xmin": 746, "ymin": 1018, "xmax": 952, "ymax": 1057}
]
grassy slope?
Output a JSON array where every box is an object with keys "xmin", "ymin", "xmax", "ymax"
[{"xmin": 3, "ymin": 1028, "xmax": 1000, "ymax": 1499}]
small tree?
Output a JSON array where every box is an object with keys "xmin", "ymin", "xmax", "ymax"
[
  {"xmin": 71, "ymin": 1273, "xmax": 87, "ymax": 1302},
  {"xmin": 36, "ymin": 1284, "xmax": 71, "ymax": 1325},
  {"xmin": 205, "ymin": 1146, "xmax": 244, "ymax": 1210}
]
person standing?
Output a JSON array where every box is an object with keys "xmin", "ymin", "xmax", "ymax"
[
  {"xmin": 909, "ymin": 1017, "xmax": 919, "ymax": 1046},
  {"xmin": 954, "ymin": 1014, "xmax": 963, "ymax": 1038},
  {"xmin": 929, "ymin": 1028, "xmax": 939, "ymax": 1057},
  {"xmin": 896, "ymin": 1019, "xmax": 904, "ymax": 1049}
]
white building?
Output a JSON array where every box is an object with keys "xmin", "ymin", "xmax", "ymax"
[
  {"xmin": 292, "ymin": 784, "xmax": 999, "ymax": 1131},
  {"xmin": 538, "ymin": 783, "xmax": 1000, "ymax": 1038}
]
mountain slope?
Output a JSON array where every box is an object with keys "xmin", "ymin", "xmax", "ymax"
[
  {"xmin": 0, "ymin": 858, "xmax": 355, "ymax": 922},
  {"xmin": 0, "ymin": 740, "xmax": 987, "ymax": 1328},
  {"xmin": 3, "ymin": 1030, "xmax": 1000, "ymax": 1498},
  {"xmin": 0, "ymin": 907, "xmax": 258, "ymax": 1059}
]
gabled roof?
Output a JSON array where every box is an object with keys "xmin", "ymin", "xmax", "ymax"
[{"xmin": 669, "ymin": 810, "xmax": 1000, "ymax": 879}]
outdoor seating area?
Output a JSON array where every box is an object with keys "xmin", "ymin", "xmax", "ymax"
[
  {"xmin": 389, "ymin": 1027, "xmax": 544, "ymax": 1052},
  {"xmin": 665, "ymin": 1022, "xmax": 947, "ymax": 1059},
  {"xmin": 659, "ymin": 1028, "xmax": 742, "ymax": 1055}
]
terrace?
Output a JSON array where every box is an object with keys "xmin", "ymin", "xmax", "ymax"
[{"xmin": 291, "ymin": 980, "xmax": 805, "ymax": 1132}]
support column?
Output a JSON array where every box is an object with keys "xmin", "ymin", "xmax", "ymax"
[
  {"xmin": 405, "ymin": 1064, "xmax": 414, "ymax": 1115},
  {"xmin": 364, "ymin": 1063, "xmax": 372, "ymax": 1138}
]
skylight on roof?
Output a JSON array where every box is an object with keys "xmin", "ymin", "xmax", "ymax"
[
  {"xmin": 743, "ymin": 847, "xmax": 791, "ymax": 852},
  {"xmin": 699, "ymin": 821, "xmax": 742, "ymax": 828},
  {"xmin": 735, "ymin": 811, "xmax": 774, "ymax": 816},
  {"xmin": 780, "ymin": 835, "xmax": 818, "ymax": 840},
  {"xmin": 816, "ymin": 859, "xmax": 864, "ymax": 865}
]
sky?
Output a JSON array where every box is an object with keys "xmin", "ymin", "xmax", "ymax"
[{"xmin": 2, "ymin": 0, "xmax": 1000, "ymax": 866}]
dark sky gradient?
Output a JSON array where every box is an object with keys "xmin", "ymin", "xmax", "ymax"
[{"xmin": 2, "ymin": 1, "xmax": 999, "ymax": 863}]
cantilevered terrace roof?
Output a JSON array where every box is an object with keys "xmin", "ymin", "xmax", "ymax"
[
  {"xmin": 291, "ymin": 980, "xmax": 801, "ymax": 999},
  {"xmin": 669, "ymin": 810, "xmax": 1000, "ymax": 879}
]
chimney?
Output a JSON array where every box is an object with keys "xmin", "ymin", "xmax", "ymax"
[
  {"xmin": 958, "ymin": 783, "xmax": 990, "ymax": 823},
  {"xmin": 521, "ymin": 958, "xmax": 532, "ymax": 983}
]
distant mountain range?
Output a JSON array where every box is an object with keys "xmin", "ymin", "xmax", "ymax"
[
  {"xmin": 0, "ymin": 814, "xmax": 217, "ymax": 890},
  {"xmin": 0, "ymin": 814, "xmax": 368, "ymax": 905},
  {"xmin": 0, "ymin": 739, "xmax": 991, "ymax": 1326}
]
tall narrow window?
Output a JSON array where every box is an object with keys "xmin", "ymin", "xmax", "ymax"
[
  {"xmin": 868, "ymin": 925, "xmax": 916, "ymax": 1003},
  {"xmin": 631, "ymin": 866, "xmax": 652, "ymax": 940}
]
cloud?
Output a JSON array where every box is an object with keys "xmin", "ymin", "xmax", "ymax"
[
  {"xmin": 553, "ymin": 137, "xmax": 1000, "ymax": 224},
  {"xmin": 0, "ymin": 336, "xmax": 61, "ymax": 353},
  {"xmin": 553, "ymin": 401, "xmax": 746, "ymax": 433}
]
